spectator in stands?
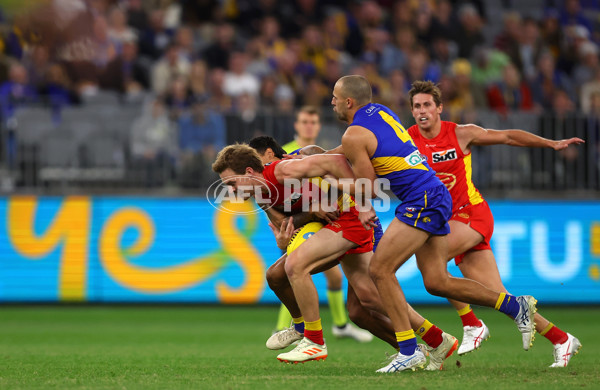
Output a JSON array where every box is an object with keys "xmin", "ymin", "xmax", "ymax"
[
  {"xmin": 531, "ymin": 50, "xmax": 575, "ymax": 110},
  {"xmin": 107, "ymin": 6, "xmax": 137, "ymax": 53},
  {"xmin": 93, "ymin": 15, "xmax": 118, "ymax": 69},
  {"xmin": 455, "ymin": 3, "xmax": 485, "ymax": 59},
  {"xmin": 580, "ymin": 68, "xmax": 600, "ymax": 114},
  {"xmin": 244, "ymin": 37, "xmax": 271, "ymax": 80},
  {"xmin": 203, "ymin": 23, "xmax": 240, "ymax": 70},
  {"xmin": 164, "ymin": 76, "xmax": 195, "ymax": 120},
  {"xmin": 189, "ymin": 60, "xmax": 209, "ymax": 100},
  {"xmin": 207, "ymin": 68, "xmax": 231, "ymax": 112},
  {"xmin": 0, "ymin": 62, "xmax": 38, "ymax": 122},
  {"xmin": 125, "ymin": 0, "xmax": 149, "ymax": 33},
  {"xmin": 257, "ymin": 16, "xmax": 286, "ymax": 60},
  {"xmin": 470, "ymin": 47, "xmax": 511, "ymax": 88},
  {"xmin": 429, "ymin": 0, "xmax": 455, "ymax": 42},
  {"xmin": 486, "ymin": 62, "xmax": 535, "ymax": 117},
  {"xmin": 23, "ymin": 46, "xmax": 51, "ymax": 90},
  {"xmin": 174, "ymin": 26, "xmax": 197, "ymax": 63},
  {"xmin": 40, "ymin": 63, "xmax": 80, "ymax": 122},
  {"xmin": 138, "ymin": 9, "xmax": 173, "ymax": 61},
  {"xmin": 130, "ymin": 99, "xmax": 177, "ymax": 187},
  {"xmin": 558, "ymin": 0, "xmax": 593, "ymax": 34},
  {"xmin": 100, "ymin": 37, "xmax": 149, "ymax": 96},
  {"xmin": 572, "ymin": 41, "xmax": 599, "ymax": 89},
  {"xmin": 405, "ymin": 46, "xmax": 440, "ymax": 87},
  {"xmin": 506, "ymin": 17, "xmax": 545, "ymax": 82},
  {"xmin": 177, "ymin": 99, "xmax": 226, "ymax": 187},
  {"xmin": 385, "ymin": 68, "xmax": 410, "ymax": 118},
  {"xmin": 430, "ymin": 36, "xmax": 459, "ymax": 75},
  {"xmin": 151, "ymin": 43, "xmax": 190, "ymax": 95},
  {"xmin": 222, "ymin": 51, "xmax": 260, "ymax": 104},
  {"xmin": 380, "ymin": 25, "xmax": 414, "ymax": 76},
  {"xmin": 494, "ymin": 11, "xmax": 522, "ymax": 54}
]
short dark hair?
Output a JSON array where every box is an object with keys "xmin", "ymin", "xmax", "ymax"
[
  {"xmin": 338, "ymin": 75, "xmax": 372, "ymax": 106},
  {"xmin": 408, "ymin": 80, "xmax": 443, "ymax": 107},
  {"xmin": 248, "ymin": 136, "xmax": 286, "ymax": 159},
  {"xmin": 295, "ymin": 106, "xmax": 320, "ymax": 121}
]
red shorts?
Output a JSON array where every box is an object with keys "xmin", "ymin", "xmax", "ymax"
[
  {"xmin": 324, "ymin": 207, "xmax": 374, "ymax": 254},
  {"xmin": 451, "ymin": 200, "xmax": 494, "ymax": 265}
]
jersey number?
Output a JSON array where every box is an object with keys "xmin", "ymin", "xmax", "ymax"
[{"xmin": 379, "ymin": 111, "xmax": 416, "ymax": 147}]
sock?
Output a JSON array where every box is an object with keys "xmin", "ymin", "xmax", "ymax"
[
  {"xmin": 327, "ymin": 289, "xmax": 348, "ymax": 328},
  {"xmin": 305, "ymin": 318, "xmax": 324, "ymax": 345},
  {"xmin": 293, "ymin": 317, "xmax": 305, "ymax": 334},
  {"xmin": 457, "ymin": 305, "xmax": 483, "ymax": 327},
  {"xmin": 396, "ymin": 330, "xmax": 417, "ymax": 355},
  {"xmin": 495, "ymin": 293, "xmax": 520, "ymax": 318},
  {"xmin": 276, "ymin": 304, "xmax": 293, "ymax": 331},
  {"xmin": 540, "ymin": 322, "xmax": 568, "ymax": 345},
  {"xmin": 415, "ymin": 319, "xmax": 443, "ymax": 349}
]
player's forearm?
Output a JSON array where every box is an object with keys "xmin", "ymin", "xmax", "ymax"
[
  {"xmin": 299, "ymin": 145, "xmax": 326, "ymax": 156},
  {"xmin": 504, "ymin": 130, "xmax": 554, "ymax": 148}
]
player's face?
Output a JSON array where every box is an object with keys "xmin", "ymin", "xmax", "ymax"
[
  {"xmin": 219, "ymin": 168, "xmax": 257, "ymax": 200},
  {"xmin": 411, "ymin": 93, "xmax": 442, "ymax": 131},
  {"xmin": 332, "ymin": 83, "xmax": 349, "ymax": 122},
  {"xmin": 295, "ymin": 112, "xmax": 320, "ymax": 140}
]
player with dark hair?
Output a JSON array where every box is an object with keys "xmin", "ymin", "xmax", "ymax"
[
  {"xmin": 331, "ymin": 75, "xmax": 538, "ymax": 373},
  {"xmin": 406, "ymin": 80, "xmax": 583, "ymax": 367}
]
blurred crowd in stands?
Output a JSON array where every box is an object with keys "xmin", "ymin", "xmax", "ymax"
[{"xmin": 0, "ymin": 0, "xmax": 599, "ymax": 189}]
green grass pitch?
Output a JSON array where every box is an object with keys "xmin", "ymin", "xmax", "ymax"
[{"xmin": 0, "ymin": 305, "xmax": 597, "ymax": 389}]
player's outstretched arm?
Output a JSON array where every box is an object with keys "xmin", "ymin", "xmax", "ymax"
[
  {"xmin": 462, "ymin": 124, "xmax": 585, "ymax": 150},
  {"xmin": 275, "ymin": 154, "xmax": 355, "ymax": 181}
]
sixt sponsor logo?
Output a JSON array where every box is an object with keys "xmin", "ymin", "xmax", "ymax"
[{"xmin": 432, "ymin": 148, "xmax": 457, "ymax": 163}]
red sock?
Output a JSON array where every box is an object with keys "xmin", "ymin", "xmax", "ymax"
[
  {"xmin": 305, "ymin": 329, "xmax": 324, "ymax": 345},
  {"xmin": 460, "ymin": 309, "xmax": 483, "ymax": 328},
  {"xmin": 422, "ymin": 325, "xmax": 444, "ymax": 349},
  {"xmin": 542, "ymin": 324, "xmax": 568, "ymax": 345}
]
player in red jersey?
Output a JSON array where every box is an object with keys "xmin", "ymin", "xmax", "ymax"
[
  {"xmin": 406, "ymin": 80, "xmax": 584, "ymax": 367},
  {"xmin": 249, "ymin": 136, "xmax": 459, "ymax": 370},
  {"xmin": 212, "ymin": 143, "xmax": 458, "ymax": 368}
]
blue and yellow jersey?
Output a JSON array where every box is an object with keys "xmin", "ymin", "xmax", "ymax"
[{"xmin": 351, "ymin": 103, "xmax": 440, "ymax": 201}]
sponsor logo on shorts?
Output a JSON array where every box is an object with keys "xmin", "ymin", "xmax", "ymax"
[
  {"xmin": 303, "ymin": 232, "xmax": 315, "ymax": 239},
  {"xmin": 432, "ymin": 148, "xmax": 458, "ymax": 163},
  {"xmin": 403, "ymin": 213, "xmax": 413, "ymax": 218},
  {"xmin": 459, "ymin": 213, "xmax": 470, "ymax": 219},
  {"xmin": 330, "ymin": 222, "xmax": 341, "ymax": 228},
  {"xmin": 423, "ymin": 217, "xmax": 431, "ymax": 223},
  {"xmin": 406, "ymin": 207, "xmax": 417, "ymax": 212}
]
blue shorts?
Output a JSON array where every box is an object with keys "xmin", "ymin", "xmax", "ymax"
[
  {"xmin": 373, "ymin": 219, "xmax": 384, "ymax": 252},
  {"xmin": 395, "ymin": 184, "xmax": 451, "ymax": 235}
]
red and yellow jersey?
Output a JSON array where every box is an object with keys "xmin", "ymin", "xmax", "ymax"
[
  {"xmin": 408, "ymin": 121, "xmax": 484, "ymax": 213},
  {"xmin": 261, "ymin": 160, "xmax": 355, "ymax": 213}
]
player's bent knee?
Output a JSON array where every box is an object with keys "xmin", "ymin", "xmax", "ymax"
[
  {"xmin": 423, "ymin": 278, "xmax": 449, "ymax": 297},
  {"xmin": 266, "ymin": 263, "xmax": 289, "ymax": 291}
]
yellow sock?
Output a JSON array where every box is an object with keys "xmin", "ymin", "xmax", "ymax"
[
  {"xmin": 457, "ymin": 305, "xmax": 472, "ymax": 316},
  {"xmin": 395, "ymin": 329, "xmax": 416, "ymax": 343},
  {"xmin": 327, "ymin": 289, "xmax": 348, "ymax": 327},
  {"xmin": 495, "ymin": 292, "xmax": 507, "ymax": 310},
  {"xmin": 275, "ymin": 304, "xmax": 293, "ymax": 331},
  {"xmin": 415, "ymin": 320, "xmax": 433, "ymax": 338},
  {"xmin": 305, "ymin": 318, "xmax": 322, "ymax": 331}
]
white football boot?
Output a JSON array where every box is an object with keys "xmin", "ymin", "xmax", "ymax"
[
  {"xmin": 266, "ymin": 326, "xmax": 303, "ymax": 350},
  {"xmin": 276, "ymin": 337, "xmax": 327, "ymax": 363},
  {"xmin": 457, "ymin": 321, "xmax": 490, "ymax": 355},
  {"xmin": 423, "ymin": 332, "xmax": 459, "ymax": 371},
  {"xmin": 550, "ymin": 333, "xmax": 582, "ymax": 367},
  {"xmin": 376, "ymin": 348, "xmax": 426, "ymax": 373},
  {"xmin": 514, "ymin": 295, "xmax": 537, "ymax": 350},
  {"xmin": 331, "ymin": 323, "xmax": 374, "ymax": 343}
]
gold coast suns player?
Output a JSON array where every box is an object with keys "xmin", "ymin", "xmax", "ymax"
[{"xmin": 407, "ymin": 80, "xmax": 583, "ymax": 367}]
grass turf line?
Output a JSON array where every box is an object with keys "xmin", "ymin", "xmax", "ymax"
[{"xmin": 0, "ymin": 306, "xmax": 597, "ymax": 389}]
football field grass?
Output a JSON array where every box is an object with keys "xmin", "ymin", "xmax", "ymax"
[{"xmin": 0, "ymin": 305, "xmax": 597, "ymax": 389}]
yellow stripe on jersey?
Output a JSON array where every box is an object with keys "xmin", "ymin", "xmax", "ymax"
[
  {"xmin": 371, "ymin": 156, "xmax": 428, "ymax": 176},
  {"xmin": 463, "ymin": 154, "xmax": 484, "ymax": 206},
  {"xmin": 308, "ymin": 177, "xmax": 355, "ymax": 211}
]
